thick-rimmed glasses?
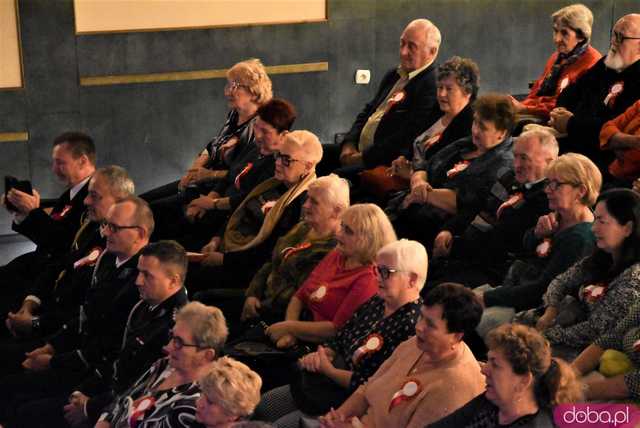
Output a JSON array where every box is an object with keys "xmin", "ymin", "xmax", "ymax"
[
  {"xmin": 544, "ymin": 180, "xmax": 578, "ymax": 191},
  {"xmin": 611, "ymin": 30, "xmax": 640, "ymax": 45},
  {"xmin": 168, "ymin": 332, "xmax": 201, "ymax": 350},
  {"xmin": 274, "ymin": 151, "xmax": 304, "ymax": 167},
  {"xmin": 100, "ymin": 221, "xmax": 141, "ymax": 234},
  {"xmin": 375, "ymin": 264, "xmax": 405, "ymax": 280}
]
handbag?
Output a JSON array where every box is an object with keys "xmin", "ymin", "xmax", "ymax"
[{"xmin": 359, "ymin": 166, "xmax": 409, "ymax": 199}]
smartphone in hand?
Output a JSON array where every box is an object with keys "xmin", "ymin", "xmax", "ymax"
[{"xmin": 4, "ymin": 175, "xmax": 33, "ymax": 212}]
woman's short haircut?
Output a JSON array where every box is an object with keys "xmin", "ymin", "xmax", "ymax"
[
  {"xmin": 552, "ymin": 4, "xmax": 593, "ymax": 42},
  {"xmin": 487, "ymin": 323, "xmax": 584, "ymax": 406},
  {"xmin": 118, "ymin": 196, "xmax": 155, "ymax": 237},
  {"xmin": 377, "ymin": 239, "xmax": 428, "ymax": 290},
  {"xmin": 473, "ymin": 93, "xmax": 516, "ymax": 134},
  {"xmin": 227, "ymin": 59, "xmax": 273, "ymax": 105},
  {"xmin": 341, "ymin": 203, "xmax": 397, "ymax": 265},
  {"xmin": 257, "ymin": 98, "xmax": 297, "ymax": 133},
  {"xmin": 140, "ymin": 240, "xmax": 188, "ymax": 284},
  {"xmin": 94, "ymin": 165, "xmax": 135, "ymax": 200},
  {"xmin": 308, "ymin": 174, "xmax": 350, "ymax": 214},
  {"xmin": 545, "ymin": 153, "xmax": 602, "ymax": 206},
  {"xmin": 175, "ymin": 302, "xmax": 228, "ymax": 355},
  {"xmin": 437, "ymin": 56, "xmax": 480, "ymax": 100},
  {"xmin": 53, "ymin": 131, "xmax": 96, "ymax": 165},
  {"xmin": 283, "ymin": 130, "xmax": 323, "ymax": 167},
  {"xmin": 424, "ymin": 283, "xmax": 483, "ymax": 336},
  {"xmin": 199, "ymin": 357, "xmax": 262, "ymax": 419}
]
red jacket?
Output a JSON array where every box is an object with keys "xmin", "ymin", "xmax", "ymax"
[{"xmin": 600, "ymin": 100, "xmax": 640, "ymax": 180}]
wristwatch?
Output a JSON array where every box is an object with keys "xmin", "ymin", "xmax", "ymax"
[{"xmin": 32, "ymin": 316, "xmax": 41, "ymax": 331}]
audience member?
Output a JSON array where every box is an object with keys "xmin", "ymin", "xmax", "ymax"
[
  {"xmin": 428, "ymin": 129, "xmax": 557, "ymax": 289},
  {"xmin": 429, "ymin": 324, "xmax": 583, "ymax": 428},
  {"xmin": 550, "ymin": 13, "xmax": 640, "ymax": 173},
  {"xmin": 327, "ymin": 18, "xmax": 442, "ymax": 176},
  {"xmin": 391, "ymin": 93, "xmax": 515, "ymax": 249},
  {"xmin": 319, "ymin": 283, "xmax": 484, "ymax": 428},
  {"xmin": 265, "ymin": 204, "xmax": 396, "ymax": 349},
  {"xmin": 476, "ymin": 153, "xmax": 600, "ymax": 337},
  {"xmin": 94, "ymin": 302, "xmax": 228, "ymax": 428},
  {"xmin": 533, "ymin": 189, "xmax": 640, "ymax": 357},
  {"xmin": 511, "ymin": 4, "xmax": 601, "ymax": 121},
  {"xmin": 255, "ymin": 239, "xmax": 423, "ymax": 427},
  {"xmin": 242, "ymin": 174, "xmax": 350, "ymax": 323},
  {"xmin": 196, "ymin": 357, "xmax": 263, "ymax": 428},
  {"xmin": 600, "ymin": 99, "xmax": 640, "ymax": 184}
]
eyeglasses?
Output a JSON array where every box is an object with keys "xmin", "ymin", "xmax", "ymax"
[
  {"xmin": 224, "ymin": 80, "xmax": 247, "ymax": 93},
  {"xmin": 611, "ymin": 30, "xmax": 640, "ymax": 45},
  {"xmin": 544, "ymin": 180, "xmax": 578, "ymax": 191},
  {"xmin": 274, "ymin": 151, "xmax": 304, "ymax": 167},
  {"xmin": 100, "ymin": 221, "xmax": 141, "ymax": 233},
  {"xmin": 375, "ymin": 264, "xmax": 404, "ymax": 280},
  {"xmin": 168, "ymin": 332, "xmax": 201, "ymax": 350}
]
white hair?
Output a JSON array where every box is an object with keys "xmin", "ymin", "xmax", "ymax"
[{"xmin": 377, "ymin": 239, "xmax": 428, "ymax": 290}]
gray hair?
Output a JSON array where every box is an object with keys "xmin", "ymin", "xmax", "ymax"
[
  {"xmin": 175, "ymin": 302, "xmax": 228, "ymax": 355},
  {"xmin": 377, "ymin": 239, "xmax": 428, "ymax": 290},
  {"xmin": 552, "ymin": 4, "xmax": 593, "ymax": 42},
  {"xmin": 94, "ymin": 165, "xmax": 135, "ymax": 201},
  {"xmin": 117, "ymin": 196, "xmax": 155, "ymax": 237},
  {"xmin": 518, "ymin": 129, "xmax": 560, "ymax": 158},
  {"xmin": 408, "ymin": 18, "xmax": 441, "ymax": 55},
  {"xmin": 308, "ymin": 174, "xmax": 350, "ymax": 214},
  {"xmin": 437, "ymin": 56, "xmax": 480, "ymax": 100}
]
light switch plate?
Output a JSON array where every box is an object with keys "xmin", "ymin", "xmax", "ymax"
[{"xmin": 355, "ymin": 69, "xmax": 370, "ymax": 84}]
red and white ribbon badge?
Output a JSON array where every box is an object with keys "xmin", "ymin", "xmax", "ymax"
[
  {"xmin": 496, "ymin": 192, "xmax": 524, "ymax": 219},
  {"xmin": 385, "ymin": 90, "xmax": 406, "ymax": 114},
  {"xmin": 129, "ymin": 396, "xmax": 156, "ymax": 428},
  {"xmin": 261, "ymin": 200, "xmax": 277, "ymax": 215},
  {"xmin": 633, "ymin": 339, "xmax": 640, "ymax": 353},
  {"xmin": 446, "ymin": 160, "xmax": 470, "ymax": 178},
  {"xmin": 536, "ymin": 238, "xmax": 552, "ymax": 258},
  {"xmin": 73, "ymin": 247, "xmax": 104, "ymax": 269},
  {"xmin": 604, "ymin": 81, "xmax": 624, "ymax": 108},
  {"xmin": 310, "ymin": 285, "xmax": 328, "ymax": 302},
  {"xmin": 582, "ymin": 282, "xmax": 608, "ymax": 303},
  {"xmin": 281, "ymin": 242, "xmax": 312, "ymax": 261},
  {"xmin": 51, "ymin": 205, "xmax": 72, "ymax": 221},
  {"xmin": 422, "ymin": 133, "xmax": 442, "ymax": 151},
  {"xmin": 234, "ymin": 162, "xmax": 254, "ymax": 190},
  {"xmin": 388, "ymin": 379, "xmax": 421, "ymax": 412},
  {"xmin": 352, "ymin": 333, "xmax": 384, "ymax": 365},
  {"xmin": 559, "ymin": 77, "xmax": 570, "ymax": 92}
]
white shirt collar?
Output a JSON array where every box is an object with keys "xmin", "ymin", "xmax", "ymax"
[{"xmin": 70, "ymin": 176, "xmax": 91, "ymax": 201}]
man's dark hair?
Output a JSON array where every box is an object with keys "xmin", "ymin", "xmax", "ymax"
[
  {"xmin": 424, "ymin": 282, "xmax": 483, "ymax": 337},
  {"xmin": 257, "ymin": 98, "xmax": 297, "ymax": 132},
  {"xmin": 53, "ymin": 131, "xmax": 96, "ymax": 165},
  {"xmin": 140, "ymin": 240, "xmax": 188, "ymax": 283}
]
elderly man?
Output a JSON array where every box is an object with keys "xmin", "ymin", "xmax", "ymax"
[
  {"xmin": 2, "ymin": 166, "xmax": 135, "ymax": 342},
  {"xmin": 0, "ymin": 197, "xmax": 154, "ymax": 423},
  {"xmin": 335, "ymin": 19, "xmax": 441, "ymax": 173},
  {"xmin": 428, "ymin": 129, "xmax": 558, "ymax": 289},
  {"xmin": 551, "ymin": 13, "xmax": 640, "ymax": 174}
]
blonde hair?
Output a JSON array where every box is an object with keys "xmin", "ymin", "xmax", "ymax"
[
  {"xmin": 552, "ymin": 4, "xmax": 594, "ymax": 42},
  {"xmin": 308, "ymin": 174, "xmax": 350, "ymax": 214},
  {"xmin": 283, "ymin": 130, "xmax": 323, "ymax": 167},
  {"xmin": 175, "ymin": 302, "xmax": 228, "ymax": 355},
  {"xmin": 199, "ymin": 357, "xmax": 262, "ymax": 418},
  {"xmin": 341, "ymin": 204, "xmax": 397, "ymax": 265},
  {"xmin": 377, "ymin": 239, "xmax": 428, "ymax": 290},
  {"xmin": 227, "ymin": 59, "xmax": 273, "ymax": 105},
  {"xmin": 545, "ymin": 153, "xmax": 602, "ymax": 206}
]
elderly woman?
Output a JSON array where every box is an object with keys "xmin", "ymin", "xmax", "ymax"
[
  {"xmin": 264, "ymin": 204, "xmax": 396, "ymax": 349},
  {"xmin": 189, "ymin": 130, "xmax": 323, "ymax": 293},
  {"xmin": 319, "ymin": 283, "xmax": 484, "ymax": 428},
  {"xmin": 475, "ymin": 153, "xmax": 600, "ymax": 337},
  {"xmin": 429, "ymin": 324, "xmax": 583, "ymax": 428},
  {"xmin": 254, "ymin": 240, "xmax": 425, "ymax": 427},
  {"xmin": 511, "ymin": 4, "xmax": 601, "ymax": 121},
  {"xmin": 95, "ymin": 302, "xmax": 228, "ymax": 428},
  {"xmin": 142, "ymin": 58, "xmax": 273, "ymax": 204},
  {"xmin": 195, "ymin": 357, "xmax": 262, "ymax": 427},
  {"xmin": 242, "ymin": 174, "xmax": 350, "ymax": 323},
  {"xmin": 392, "ymin": 93, "xmax": 515, "ymax": 248},
  {"xmin": 533, "ymin": 189, "xmax": 640, "ymax": 356}
]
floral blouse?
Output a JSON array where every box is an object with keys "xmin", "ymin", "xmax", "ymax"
[
  {"xmin": 99, "ymin": 358, "xmax": 201, "ymax": 428},
  {"xmin": 324, "ymin": 295, "xmax": 422, "ymax": 391}
]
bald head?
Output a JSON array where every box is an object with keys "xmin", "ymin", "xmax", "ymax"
[
  {"xmin": 605, "ymin": 14, "xmax": 640, "ymax": 71},
  {"xmin": 400, "ymin": 19, "xmax": 441, "ymax": 72}
]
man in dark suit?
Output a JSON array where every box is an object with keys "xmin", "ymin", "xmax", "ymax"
[
  {"xmin": 1, "ymin": 132, "xmax": 97, "ymax": 295},
  {"xmin": 336, "ymin": 19, "xmax": 442, "ymax": 173}
]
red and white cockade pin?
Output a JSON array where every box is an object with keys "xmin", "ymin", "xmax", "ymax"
[
  {"xmin": 633, "ymin": 339, "xmax": 640, "ymax": 353},
  {"xmin": 604, "ymin": 81, "xmax": 624, "ymax": 107},
  {"xmin": 261, "ymin": 200, "xmax": 277, "ymax": 214},
  {"xmin": 129, "ymin": 396, "xmax": 156, "ymax": 428},
  {"xmin": 73, "ymin": 247, "xmax": 104, "ymax": 269},
  {"xmin": 310, "ymin": 285, "xmax": 328, "ymax": 302},
  {"xmin": 582, "ymin": 283, "xmax": 608, "ymax": 303},
  {"xmin": 559, "ymin": 77, "xmax": 570, "ymax": 92},
  {"xmin": 446, "ymin": 160, "xmax": 470, "ymax": 178},
  {"xmin": 352, "ymin": 333, "xmax": 384, "ymax": 364},
  {"xmin": 385, "ymin": 90, "xmax": 407, "ymax": 114},
  {"xmin": 51, "ymin": 205, "xmax": 73, "ymax": 220},
  {"xmin": 496, "ymin": 192, "xmax": 524, "ymax": 219},
  {"xmin": 423, "ymin": 134, "xmax": 442, "ymax": 150},
  {"xmin": 282, "ymin": 242, "xmax": 312, "ymax": 261},
  {"xmin": 389, "ymin": 379, "xmax": 421, "ymax": 412},
  {"xmin": 536, "ymin": 238, "xmax": 552, "ymax": 258}
]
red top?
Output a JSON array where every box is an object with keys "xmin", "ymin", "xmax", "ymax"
[
  {"xmin": 295, "ymin": 249, "xmax": 378, "ymax": 328},
  {"xmin": 522, "ymin": 45, "xmax": 601, "ymax": 119},
  {"xmin": 600, "ymin": 99, "xmax": 640, "ymax": 180}
]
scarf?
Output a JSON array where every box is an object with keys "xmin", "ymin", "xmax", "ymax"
[{"xmin": 536, "ymin": 41, "xmax": 589, "ymax": 97}]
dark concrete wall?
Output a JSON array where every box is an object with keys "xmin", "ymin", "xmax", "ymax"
[{"xmin": 0, "ymin": 0, "xmax": 636, "ymax": 236}]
